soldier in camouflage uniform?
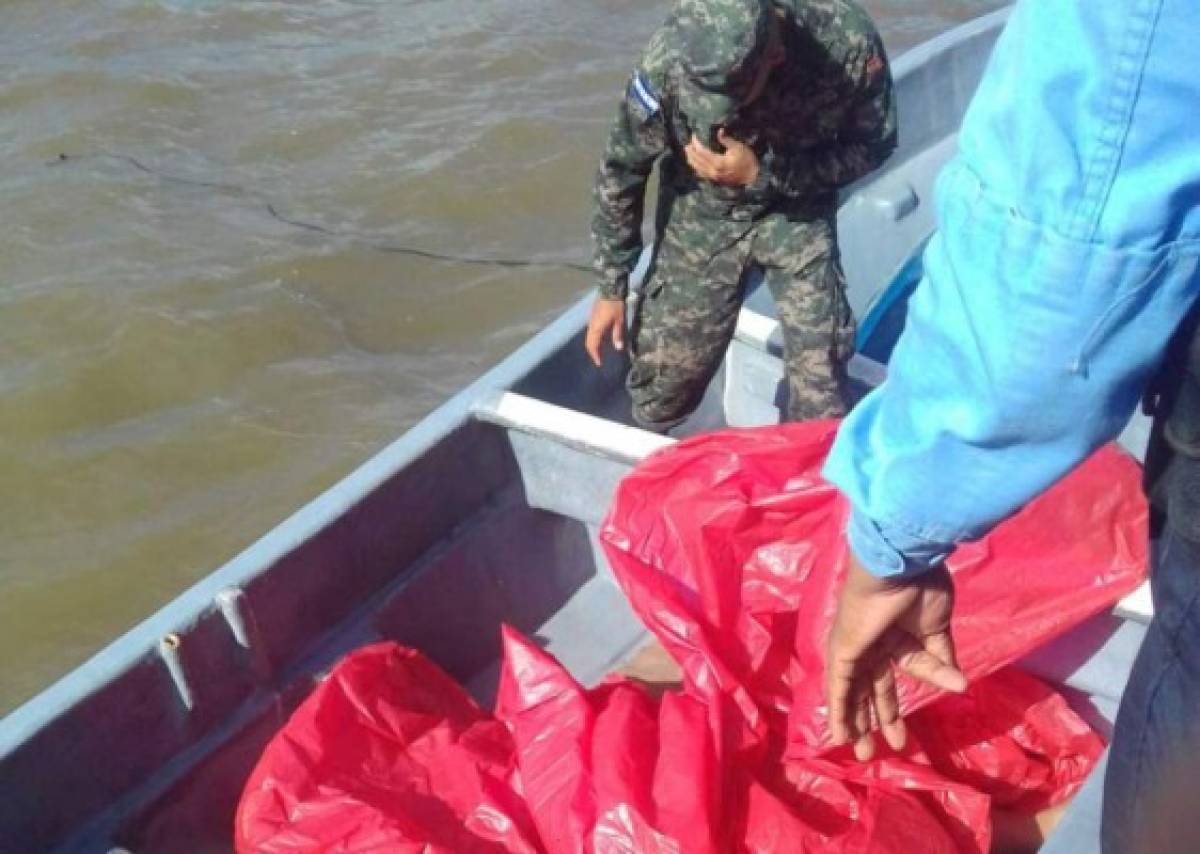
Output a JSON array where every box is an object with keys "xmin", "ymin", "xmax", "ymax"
[{"xmin": 585, "ymin": 0, "xmax": 896, "ymax": 429}]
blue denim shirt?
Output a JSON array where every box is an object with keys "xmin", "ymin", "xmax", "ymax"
[{"xmin": 823, "ymin": 0, "xmax": 1200, "ymax": 577}]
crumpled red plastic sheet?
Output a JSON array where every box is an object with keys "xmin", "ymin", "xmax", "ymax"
[
  {"xmin": 600, "ymin": 422, "xmax": 1147, "ymax": 760},
  {"xmin": 236, "ymin": 640, "xmax": 1103, "ymax": 853},
  {"xmin": 236, "ymin": 422, "xmax": 1146, "ymax": 853},
  {"xmin": 235, "ymin": 644, "xmax": 541, "ymax": 854}
]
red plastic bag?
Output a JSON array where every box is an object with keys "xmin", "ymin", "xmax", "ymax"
[
  {"xmin": 496, "ymin": 626, "xmax": 1011, "ymax": 854},
  {"xmin": 741, "ymin": 751, "xmax": 992, "ymax": 853},
  {"xmin": 909, "ymin": 666, "xmax": 1104, "ymax": 812},
  {"xmin": 236, "ymin": 644, "xmax": 1102, "ymax": 853},
  {"xmin": 234, "ymin": 643, "xmax": 540, "ymax": 854},
  {"xmin": 236, "ymin": 421, "xmax": 1140, "ymax": 853},
  {"xmin": 599, "ymin": 421, "xmax": 1147, "ymax": 759},
  {"xmin": 495, "ymin": 627, "xmax": 724, "ymax": 854}
]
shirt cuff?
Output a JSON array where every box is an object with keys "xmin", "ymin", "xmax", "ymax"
[
  {"xmin": 596, "ymin": 278, "xmax": 629, "ymax": 301},
  {"xmin": 845, "ymin": 506, "xmax": 954, "ymax": 579}
]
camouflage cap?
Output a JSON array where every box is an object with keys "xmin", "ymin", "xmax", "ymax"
[{"xmin": 669, "ymin": 0, "xmax": 773, "ymax": 145}]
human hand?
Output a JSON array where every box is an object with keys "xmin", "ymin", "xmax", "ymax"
[
  {"xmin": 584, "ymin": 297, "xmax": 626, "ymax": 367},
  {"xmin": 825, "ymin": 554, "xmax": 966, "ymax": 761},
  {"xmin": 684, "ymin": 129, "xmax": 759, "ymax": 187}
]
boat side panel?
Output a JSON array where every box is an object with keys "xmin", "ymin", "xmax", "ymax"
[
  {"xmin": 371, "ymin": 498, "xmax": 599, "ymax": 682},
  {"xmin": 102, "ymin": 426, "xmax": 629, "ymax": 851},
  {"xmin": 1, "ymin": 656, "xmax": 177, "ymax": 854},
  {"xmin": 241, "ymin": 419, "xmax": 520, "ymax": 687},
  {"xmin": 111, "ymin": 704, "xmax": 285, "ymax": 854}
]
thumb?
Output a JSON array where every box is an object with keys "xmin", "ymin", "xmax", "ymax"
[
  {"xmin": 612, "ymin": 306, "xmax": 625, "ymax": 351},
  {"xmin": 893, "ymin": 632, "xmax": 967, "ymax": 693},
  {"xmin": 922, "ymin": 631, "xmax": 963, "ymax": 682},
  {"xmin": 585, "ymin": 324, "xmax": 603, "ymax": 367}
]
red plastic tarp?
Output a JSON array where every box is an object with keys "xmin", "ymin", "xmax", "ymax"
[
  {"xmin": 235, "ymin": 644, "xmax": 541, "ymax": 854},
  {"xmin": 236, "ymin": 421, "xmax": 1147, "ymax": 853},
  {"xmin": 599, "ymin": 422, "xmax": 1147, "ymax": 760},
  {"xmin": 236, "ymin": 640, "xmax": 1104, "ymax": 853}
]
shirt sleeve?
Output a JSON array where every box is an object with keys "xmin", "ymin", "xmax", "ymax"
[
  {"xmin": 824, "ymin": 158, "xmax": 1199, "ymax": 577},
  {"xmin": 823, "ymin": 0, "xmax": 1200, "ymax": 579},
  {"xmin": 590, "ymin": 70, "xmax": 668, "ymax": 300},
  {"xmin": 750, "ymin": 36, "xmax": 896, "ymax": 201}
]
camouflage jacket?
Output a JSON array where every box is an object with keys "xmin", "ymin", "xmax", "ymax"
[{"xmin": 591, "ymin": 0, "xmax": 897, "ymax": 299}]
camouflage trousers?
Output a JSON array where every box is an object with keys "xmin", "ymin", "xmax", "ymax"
[{"xmin": 627, "ymin": 201, "xmax": 856, "ymax": 430}]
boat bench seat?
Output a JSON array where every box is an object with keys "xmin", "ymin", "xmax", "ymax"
[{"xmin": 473, "ymin": 390, "xmax": 674, "ymax": 528}]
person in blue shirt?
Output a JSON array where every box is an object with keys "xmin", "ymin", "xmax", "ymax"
[{"xmin": 818, "ymin": 1, "xmax": 1200, "ymax": 850}]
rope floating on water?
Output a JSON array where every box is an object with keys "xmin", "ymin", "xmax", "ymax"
[{"xmin": 49, "ymin": 151, "xmax": 593, "ymax": 275}]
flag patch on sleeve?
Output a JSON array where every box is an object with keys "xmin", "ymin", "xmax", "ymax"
[{"xmin": 627, "ymin": 70, "xmax": 661, "ymax": 117}]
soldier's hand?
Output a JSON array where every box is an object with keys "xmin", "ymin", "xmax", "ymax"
[
  {"xmin": 585, "ymin": 297, "xmax": 626, "ymax": 367},
  {"xmin": 685, "ymin": 130, "xmax": 759, "ymax": 187}
]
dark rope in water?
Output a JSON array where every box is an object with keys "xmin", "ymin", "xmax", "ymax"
[{"xmin": 49, "ymin": 151, "xmax": 593, "ymax": 275}]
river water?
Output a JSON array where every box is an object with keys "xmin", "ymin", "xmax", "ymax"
[{"xmin": 0, "ymin": 0, "xmax": 1004, "ymax": 714}]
